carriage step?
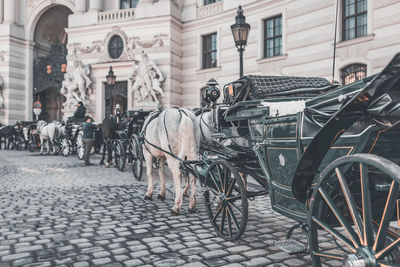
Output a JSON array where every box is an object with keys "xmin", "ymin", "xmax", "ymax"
[{"xmin": 274, "ymin": 239, "xmax": 307, "ymax": 255}]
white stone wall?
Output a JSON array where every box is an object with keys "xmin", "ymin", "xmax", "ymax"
[{"xmin": 0, "ymin": 0, "xmax": 399, "ymax": 123}]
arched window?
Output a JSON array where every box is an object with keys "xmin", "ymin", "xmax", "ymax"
[
  {"xmin": 340, "ymin": 63, "xmax": 367, "ymax": 85},
  {"xmin": 108, "ymin": 35, "xmax": 124, "ymax": 59}
]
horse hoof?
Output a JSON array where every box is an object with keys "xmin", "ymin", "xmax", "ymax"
[
  {"xmin": 157, "ymin": 194, "xmax": 165, "ymax": 201},
  {"xmin": 188, "ymin": 207, "xmax": 197, "ymax": 214},
  {"xmin": 144, "ymin": 195, "xmax": 152, "ymax": 201},
  {"xmin": 171, "ymin": 208, "xmax": 180, "ymax": 215},
  {"xmin": 105, "ymin": 162, "xmax": 110, "ymax": 168}
]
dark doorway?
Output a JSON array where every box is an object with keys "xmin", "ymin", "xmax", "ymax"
[
  {"xmin": 105, "ymin": 81, "xmax": 128, "ymax": 116},
  {"xmin": 34, "ymin": 87, "xmax": 64, "ymax": 121},
  {"xmin": 33, "ymin": 5, "xmax": 72, "ymax": 121}
]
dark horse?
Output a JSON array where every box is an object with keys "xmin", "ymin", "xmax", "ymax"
[
  {"xmin": 99, "ymin": 115, "xmax": 137, "ymax": 167},
  {"xmin": 99, "ymin": 115, "xmax": 118, "ymax": 167},
  {"xmin": 0, "ymin": 124, "xmax": 17, "ymax": 149}
]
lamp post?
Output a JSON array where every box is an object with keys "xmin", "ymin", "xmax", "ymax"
[
  {"xmin": 230, "ymin": 6, "xmax": 250, "ymax": 78},
  {"xmin": 106, "ymin": 66, "xmax": 116, "ymax": 115}
]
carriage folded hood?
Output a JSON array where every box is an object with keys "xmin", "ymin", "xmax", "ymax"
[{"xmin": 292, "ymin": 52, "xmax": 400, "ymax": 203}]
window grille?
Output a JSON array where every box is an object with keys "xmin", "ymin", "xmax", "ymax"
[{"xmin": 340, "ymin": 64, "xmax": 367, "ymax": 85}]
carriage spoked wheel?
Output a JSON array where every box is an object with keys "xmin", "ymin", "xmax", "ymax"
[
  {"xmin": 114, "ymin": 140, "xmax": 126, "ymax": 171},
  {"xmin": 204, "ymin": 159, "xmax": 248, "ymax": 241},
  {"xmin": 15, "ymin": 137, "xmax": 24, "ymax": 151},
  {"xmin": 130, "ymin": 135, "xmax": 143, "ymax": 180},
  {"xmin": 309, "ymin": 154, "xmax": 400, "ymax": 267},
  {"xmin": 61, "ymin": 139, "xmax": 71, "ymax": 157},
  {"xmin": 28, "ymin": 134, "xmax": 36, "ymax": 153}
]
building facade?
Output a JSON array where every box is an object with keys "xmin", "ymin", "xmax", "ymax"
[{"xmin": 0, "ymin": 0, "xmax": 399, "ymax": 123}]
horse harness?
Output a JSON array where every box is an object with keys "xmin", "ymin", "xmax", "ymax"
[{"xmin": 141, "ymin": 107, "xmax": 190, "ymax": 162}]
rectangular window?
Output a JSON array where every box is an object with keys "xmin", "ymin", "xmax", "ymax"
[
  {"xmin": 264, "ymin": 15, "xmax": 282, "ymax": 58},
  {"xmin": 202, "ymin": 33, "xmax": 217, "ymax": 69},
  {"xmin": 342, "ymin": 0, "xmax": 367, "ymax": 41},
  {"xmin": 204, "ymin": 0, "xmax": 222, "ymax": 5},
  {"xmin": 120, "ymin": 0, "xmax": 139, "ymax": 9}
]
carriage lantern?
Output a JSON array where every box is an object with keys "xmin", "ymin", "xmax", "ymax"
[
  {"xmin": 106, "ymin": 66, "xmax": 116, "ymax": 115},
  {"xmin": 201, "ymin": 78, "xmax": 221, "ymax": 105},
  {"xmin": 231, "ymin": 5, "xmax": 250, "ymax": 78}
]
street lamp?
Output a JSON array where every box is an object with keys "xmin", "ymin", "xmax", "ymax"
[
  {"xmin": 230, "ymin": 5, "xmax": 250, "ymax": 78},
  {"xmin": 106, "ymin": 66, "xmax": 116, "ymax": 115}
]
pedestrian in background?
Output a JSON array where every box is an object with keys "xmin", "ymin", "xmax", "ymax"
[
  {"xmin": 82, "ymin": 115, "xmax": 97, "ymax": 166},
  {"xmin": 74, "ymin": 101, "xmax": 86, "ymax": 120}
]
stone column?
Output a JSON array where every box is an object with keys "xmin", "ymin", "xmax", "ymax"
[
  {"xmin": 75, "ymin": 0, "xmax": 87, "ymax": 13},
  {"xmin": 0, "ymin": 0, "xmax": 4, "ymax": 24},
  {"xmin": 25, "ymin": 41, "xmax": 35, "ymax": 121},
  {"xmin": 3, "ymin": 0, "xmax": 15, "ymax": 24},
  {"xmin": 89, "ymin": 0, "xmax": 102, "ymax": 12}
]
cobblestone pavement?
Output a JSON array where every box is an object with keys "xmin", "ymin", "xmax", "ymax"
[{"xmin": 0, "ymin": 150, "xmax": 347, "ymax": 267}]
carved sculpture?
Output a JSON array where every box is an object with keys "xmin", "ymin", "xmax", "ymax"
[
  {"xmin": 129, "ymin": 52, "xmax": 164, "ymax": 104},
  {"xmin": 60, "ymin": 60, "xmax": 92, "ymax": 108}
]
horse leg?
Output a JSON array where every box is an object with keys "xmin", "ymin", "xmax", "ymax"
[
  {"xmin": 40, "ymin": 137, "xmax": 44, "ymax": 154},
  {"xmin": 182, "ymin": 175, "xmax": 189, "ymax": 197},
  {"xmin": 188, "ymin": 173, "xmax": 197, "ymax": 213},
  {"xmin": 99, "ymin": 141, "xmax": 106, "ymax": 165},
  {"xmin": 144, "ymin": 151, "xmax": 154, "ymax": 200},
  {"xmin": 157, "ymin": 159, "xmax": 166, "ymax": 200},
  {"xmin": 46, "ymin": 140, "xmax": 50, "ymax": 155},
  {"xmin": 106, "ymin": 141, "xmax": 113, "ymax": 166},
  {"xmin": 169, "ymin": 158, "xmax": 183, "ymax": 215}
]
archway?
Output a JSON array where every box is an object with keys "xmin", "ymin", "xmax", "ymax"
[{"xmin": 32, "ymin": 5, "xmax": 72, "ymax": 121}]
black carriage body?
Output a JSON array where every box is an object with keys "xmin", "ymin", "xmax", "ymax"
[{"xmin": 221, "ymin": 53, "xmax": 400, "ymax": 224}]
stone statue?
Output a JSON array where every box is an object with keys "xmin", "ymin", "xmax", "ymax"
[
  {"xmin": 0, "ymin": 76, "xmax": 4, "ymax": 110},
  {"xmin": 129, "ymin": 51, "xmax": 164, "ymax": 104},
  {"xmin": 60, "ymin": 60, "xmax": 92, "ymax": 108}
]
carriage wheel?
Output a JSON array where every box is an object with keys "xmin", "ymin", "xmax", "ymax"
[
  {"xmin": 28, "ymin": 135, "xmax": 36, "ymax": 152},
  {"xmin": 61, "ymin": 139, "xmax": 71, "ymax": 157},
  {"xmin": 130, "ymin": 135, "xmax": 143, "ymax": 180},
  {"xmin": 204, "ymin": 160, "xmax": 248, "ymax": 241},
  {"xmin": 16, "ymin": 137, "xmax": 24, "ymax": 151},
  {"xmin": 114, "ymin": 140, "xmax": 126, "ymax": 171},
  {"xmin": 76, "ymin": 133, "xmax": 84, "ymax": 160},
  {"xmin": 309, "ymin": 154, "xmax": 400, "ymax": 267}
]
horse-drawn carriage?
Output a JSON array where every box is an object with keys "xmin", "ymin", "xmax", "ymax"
[
  {"xmin": 180, "ymin": 53, "xmax": 400, "ymax": 266},
  {"xmin": 112, "ymin": 110, "xmax": 151, "ymax": 180},
  {"xmin": 60, "ymin": 120, "xmax": 85, "ymax": 159}
]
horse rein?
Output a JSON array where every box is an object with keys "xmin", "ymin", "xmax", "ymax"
[{"xmin": 141, "ymin": 108, "xmax": 190, "ymax": 162}]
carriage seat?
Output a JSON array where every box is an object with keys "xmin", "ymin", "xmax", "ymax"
[{"xmin": 224, "ymin": 75, "xmax": 339, "ymax": 105}]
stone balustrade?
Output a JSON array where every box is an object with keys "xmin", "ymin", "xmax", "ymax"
[
  {"xmin": 197, "ymin": 1, "xmax": 224, "ymax": 19},
  {"xmin": 97, "ymin": 8, "xmax": 135, "ymax": 24}
]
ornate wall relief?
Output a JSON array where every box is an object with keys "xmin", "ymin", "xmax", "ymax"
[
  {"xmin": 60, "ymin": 59, "xmax": 92, "ymax": 109},
  {"xmin": 129, "ymin": 52, "xmax": 164, "ymax": 105},
  {"xmin": 0, "ymin": 51, "xmax": 7, "ymax": 62},
  {"xmin": 128, "ymin": 34, "xmax": 168, "ymax": 50}
]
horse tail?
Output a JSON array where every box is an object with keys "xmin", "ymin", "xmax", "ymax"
[
  {"xmin": 54, "ymin": 126, "xmax": 60, "ymax": 140},
  {"xmin": 178, "ymin": 111, "xmax": 199, "ymax": 161}
]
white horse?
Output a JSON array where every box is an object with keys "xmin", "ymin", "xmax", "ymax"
[
  {"xmin": 36, "ymin": 121, "xmax": 61, "ymax": 154},
  {"xmin": 142, "ymin": 108, "xmax": 200, "ymax": 214}
]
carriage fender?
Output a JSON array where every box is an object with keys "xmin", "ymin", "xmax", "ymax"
[{"xmin": 292, "ymin": 52, "xmax": 400, "ymax": 203}]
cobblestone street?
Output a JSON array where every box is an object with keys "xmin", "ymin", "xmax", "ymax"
[{"xmin": 0, "ymin": 150, "xmax": 342, "ymax": 267}]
